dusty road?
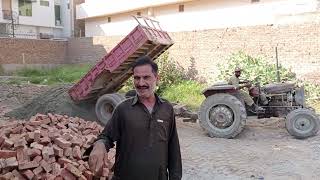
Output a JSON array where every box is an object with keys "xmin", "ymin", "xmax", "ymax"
[
  {"xmin": 178, "ymin": 117, "xmax": 320, "ymax": 180},
  {"xmin": 1, "ymin": 84, "xmax": 320, "ymax": 180}
]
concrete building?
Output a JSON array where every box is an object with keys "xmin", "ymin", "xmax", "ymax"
[
  {"xmin": 76, "ymin": 0, "xmax": 320, "ymax": 37},
  {"xmin": 0, "ymin": 0, "xmax": 72, "ymax": 39}
]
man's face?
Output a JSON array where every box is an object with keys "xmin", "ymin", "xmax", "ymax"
[
  {"xmin": 133, "ymin": 64, "xmax": 159, "ymax": 99},
  {"xmin": 235, "ymin": 71, "xmax": 241, "ymax": 78}
]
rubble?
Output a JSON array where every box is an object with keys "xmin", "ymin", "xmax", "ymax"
[{"xmin": 0, "ymin": 113, "xmax": 115, "ymax": 179}]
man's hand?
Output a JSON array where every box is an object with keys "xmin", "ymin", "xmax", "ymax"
[{"xmin": 89, "ymin": 141, "xmax": 108, "ymax": 175}]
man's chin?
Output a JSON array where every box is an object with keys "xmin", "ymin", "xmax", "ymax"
[{"xmin": 136, "ymin": 91, "xmax": 152, "ymax": 98}]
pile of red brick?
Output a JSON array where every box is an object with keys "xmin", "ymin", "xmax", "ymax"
[{"xmin": 0, "ymin": 113, "xmax": 115, "ymax": 180}]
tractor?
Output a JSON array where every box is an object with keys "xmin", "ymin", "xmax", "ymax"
[{"xmin": 199, "ymin": 81, "xmax": 319, "ymax": 139}]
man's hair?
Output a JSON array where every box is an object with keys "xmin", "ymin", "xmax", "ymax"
[{"xmin": 132, "ymin": 56, "xmax": 158, "ymax": 74}]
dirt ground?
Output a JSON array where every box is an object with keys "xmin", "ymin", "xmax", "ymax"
[{"xmin": 1, "ymin": 84, "xmax": 320, "ymax": 180}]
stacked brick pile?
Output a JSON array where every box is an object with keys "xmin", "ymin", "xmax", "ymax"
[{"xmin": 0, "ymin": 113, "xmax": 115, "ymax": 180}]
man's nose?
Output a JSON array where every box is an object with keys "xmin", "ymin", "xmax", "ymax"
[{"xmin": 137, "ymin": 78, "xmax": 146, "ymax": 86}]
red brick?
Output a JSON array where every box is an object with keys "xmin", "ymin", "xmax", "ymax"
[
  {"xmin": 79, "ymin": 175, "xmax": 87, "ymax": 180},
  {"xmin": 0, "ymin": 150, "xmax": 16, "ymax": 158},
  {"xmin": 57, "ymin": 157, "xmax": 73, "ymax": 166},
  {"xmin": 43, "ymin": 173, "xmax": 56, "ymax": 180},
  {"xmin": 53, "ymin": 145, "xmax": 64, "ymax": 157},
  {"xmin": 32, "ymin": 166, "xmax": 43, "ymax": 176},
  {"xmin": 0, "ymin": 136, "xmax": 5, "ymax": 146},
  {"xmin": 48, "ymin": 156, "xmax": 56, "ymax": 164},
  {"xmin": 22, "ymin": 169, "xmax": 35, "ymax": 180},
  {"xmin": 83, "ymin": 162, "xmax": 89, "ymax": 170},
  {"xmin": 5, "ymin": 157, "xmax": 18, "ymax": 168},
  {"xmin": 54, "ymin": 138, "xmax": 71, "ymax": 149},
  {"xmin": 12, "ymin": 169, "xmax": 26, "ymax": 180},
  {"xmin": 40, "ymin": 129, "xmax": 49, "ymax": 138},
  {"xmin": 25, "ymin": 132, "xmax": 34, "ymax": 143},
  {"xmin": 71, "ymin": 137, "xmax": 83, "ymax": 146},
  {"xmin": 40, "ymin": 137, "xmax": 51, "ymax": 145},
  {"xmin": 62, "ymin": 133, "xmax": 73, "ymax": 141},
  {"xmin": 83, "ymin": 170, "xmax": 93, "ymax": 180},
  {"xmin": 11, "ymin": 125, "xmax": 23, "ymax": 134},
  {"xmin": 30, "ymin": 142, "xmax": 43, "ymax": 150},
  {"xmin": 25, "ymin": 125, "xmax": 35, "ymax": 132},
  {"xmin": 85, "ymin": 135, "xmax": 96, "ymax": 144},
  {"xmin": 72, "ymin": 146, "xmax": 82, "ymax": 160},
  {"xmin": 56, "ymin": 123, "xmax": 66, "ymax": 129},
  {"xmin": 40, "ymin": 124, "xmax": 50, "ymax": 129},
  {"xmin": 52, "ymin": 163, "xmax": 61, "ymax": 176},
  {"xmin": 34, "ymin": 130, "xmax": 41, "ymax": 142},
  {"xmin": 54, "ymin": 176, "xmax": 63, "ymax": 180},
  {"xmin": 18, "ymin": 160, "xmax": 39, "ymax": 170},
  {"xmin": 42, "ymin": 146, "xmax": 54, "ymax": 161},
  {"xmin": 64, "ymin": 147, "xmax": 72, "ymax": 157},
  {"xmin": 33, "ymin": 155, "xmax": 42, "ymax": 163},
  {"xmin": 28, "ymin": 148, "xmax": 42, "ymax": 158},
  {"xmin": 60, "ymin": 168, "xmax": 76, "ymax": 180},
  {"xmin": 1, "ymin": 138, "xmax": 14, "ymax": 148},
  {"xmin": 17, "ymin": 148, "xmax": 29, "ymax": 163},
  {"xmin": 78, "ymin": 164, "xmax": 87, "ymax": 173},
  {"xmin": 0, "ymin": 158, "xmax": 6, "ymax": 169},
  {"xmin": 14, "ymin": 138, "xmax": 27, "ymax": 149},
  {"xmin": 66, "ymin": 163, "xmax": 82, "ymax": 177},
  {"xmin": 40, "ymin": 159, "xmax": 52, "ymax": 173},
  {"xmin": 1, "ymin": 172, "xmax": 13, "ymax": 179}
]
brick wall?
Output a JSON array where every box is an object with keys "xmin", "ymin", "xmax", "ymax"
[
  {"xmin": 0, "ymin": 38, "xmax": 67, "ymax": 65},
  {"xmin": 66, "ymin": 37, "xmax": 120, "ymax": 64},
  {"xmin": 66, "ymin": 22, "xmax": 320, "ymax": 83},
  {"xmin": 1, "ymin": 22, "xmax": 319, "ymax": 83},
  {"xmin": 168, "ymin": 23, "xmax": 320, "ymax": 83}
]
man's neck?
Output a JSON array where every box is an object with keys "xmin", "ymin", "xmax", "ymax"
[{"xmin": 139, "ymin": 94, "xmax": 156, "ymax": 108}]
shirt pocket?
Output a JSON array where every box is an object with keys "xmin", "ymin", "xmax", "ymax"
[{"xmin": 156, "ymin": 119, "xmax": 170, "ymax": 142}]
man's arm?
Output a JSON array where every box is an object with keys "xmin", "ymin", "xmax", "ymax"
[
  {"xmin": 88, "ymin": 106, "xmax": 122, "ymax": 175},
  {"xmin": 168, "ymin": 109, "xmax": 182, "ymax": 180},
  {"xmin": 96, "ymin": 106, "xmax": 121, "ymax": 151}
]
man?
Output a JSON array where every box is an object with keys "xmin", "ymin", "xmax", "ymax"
[
  {"xmin": 88, "ymin": 56, "xmax": 182, "ymax": 180},
  {"xmin": 228, "ymin": 67, "xmax": 264, "ymax": 111}
]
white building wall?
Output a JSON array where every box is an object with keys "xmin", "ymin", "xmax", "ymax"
[
  {"xmin": 11, "ymin": 0, "xmax": 56, "ymax": 27},
  {"xmin": 81, "ymin": 0, "xmax": 320, "ymax": 37},
  {"xmin": 60, "ymin": 0, "xmax": 71, "ymax": 37},
  {"xmin": 0, "ymin": 0, "xmax": 72, "ymax": 38}
]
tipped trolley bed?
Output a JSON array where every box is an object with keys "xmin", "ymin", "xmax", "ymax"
[{"xmin": 68, "ymin": 16, "xmax": 174, "ymax": 124}]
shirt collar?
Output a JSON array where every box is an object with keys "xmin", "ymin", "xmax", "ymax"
[{"xmin": 131, "ymin": 93, "xmax": 164, "ymax": 106}]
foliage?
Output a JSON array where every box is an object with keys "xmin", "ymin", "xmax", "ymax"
[
  {"xmin": 217, "ymin": 51, "xmax": 296, "ymax": 85},
  {"xmin": 162, "ymin": 80, "xmax": 205, "ymax": 110},
  {"xmin": 217, "ymin": 51, "xmax": 320, "ymax": 112},
  {"xmin": 13, "ymin": 64, "xmax": 92, "ymax": 85}
]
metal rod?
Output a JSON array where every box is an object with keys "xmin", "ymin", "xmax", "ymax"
[{"xmin": 275, "ymin": 46, "xmax": 280, "ymax": 82}]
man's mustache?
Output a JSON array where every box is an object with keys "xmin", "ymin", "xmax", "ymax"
[{"xmin": 136, "ymin": 86, "xmax": 149, "ymax": 89}]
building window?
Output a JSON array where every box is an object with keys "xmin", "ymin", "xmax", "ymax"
[
  {"xmin": 19, "ymin": 0, "xmax": 32, "ymax": 16},
  {"xmin": 137, "ymin": 12, "xmax": 141, "ymax": 16},
  {"xmin": 40, "ymin": 0, "xmax": 49, "ymax": 7},
  {"xmin": 179, "ymin": 4, "xmax": 184, "ymax": 12},
  {"xmin": 55, "ymin": 5, "xmax": 61, "ymax": 26},
  {"xmin": 67, "ymin": 3, "xmax": 70, "ymax": 9},
  {"xmin": 108, "ymin": 17, "xmax": 111, "ymax": 22},
  {"xmin": 251, "ymin": 0, "xmax": 260, "ymax": 3}
]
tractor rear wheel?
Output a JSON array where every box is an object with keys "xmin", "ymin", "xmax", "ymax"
[
  {"xmin": 95, "ymin": 93, "xmax": 123, "ymax": 125},
  {"xmin": 199, "ymin": 93, "xmax": 247, "ymax": 138}
]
